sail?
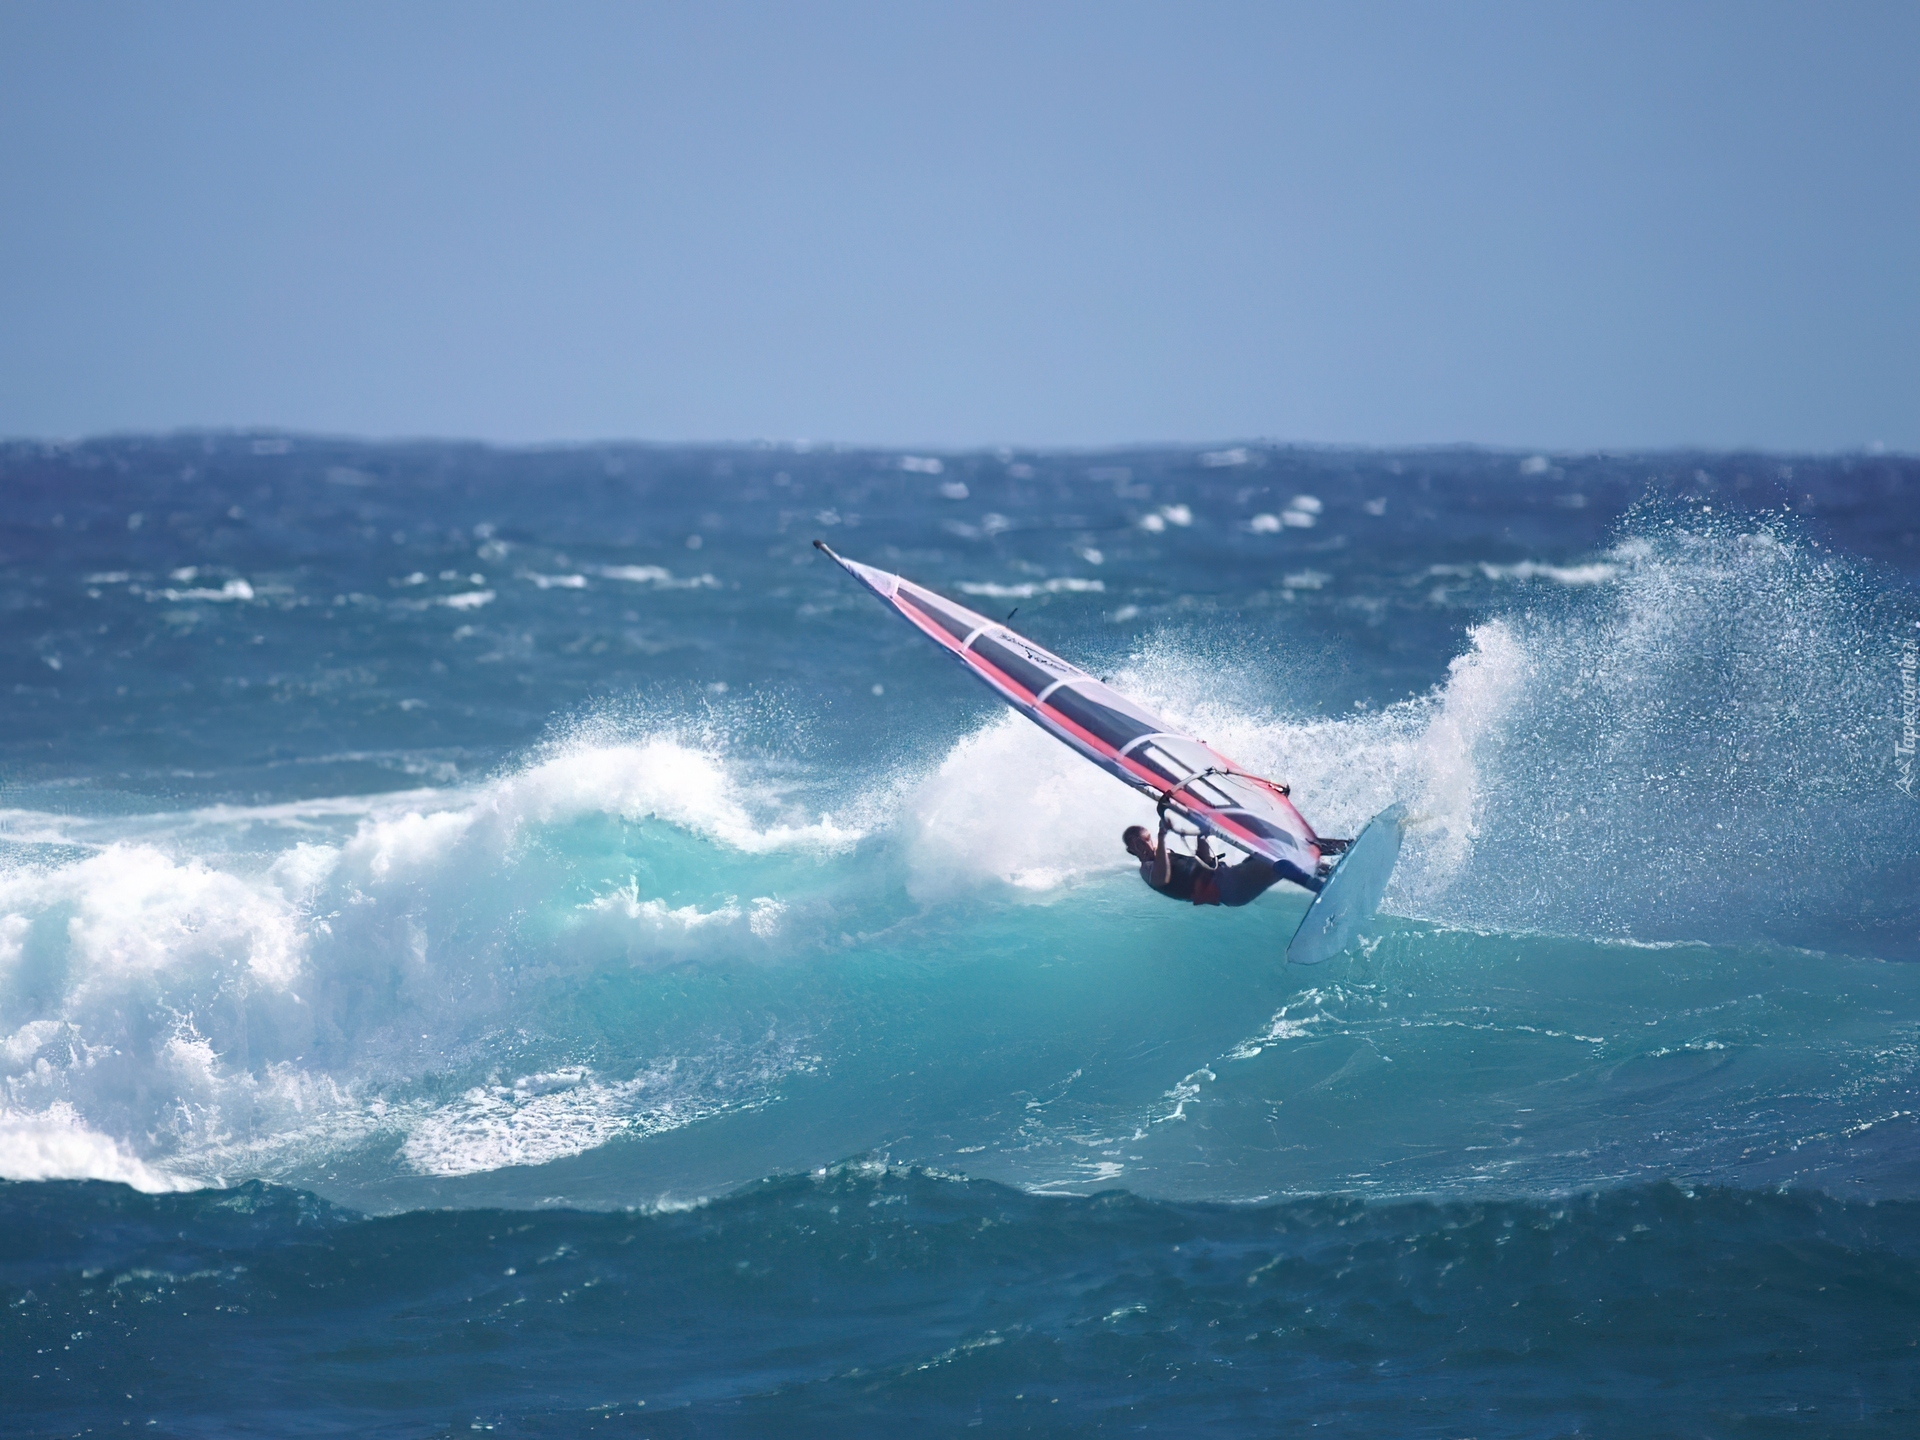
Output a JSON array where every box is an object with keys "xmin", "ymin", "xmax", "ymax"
[{"xmin": 817, "ymin": 543, "xmax": 1322, "ymax": 871}]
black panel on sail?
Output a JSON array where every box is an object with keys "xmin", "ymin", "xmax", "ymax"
[
  {"xmin": 895, "ymin": 587, "xmax": 977, "ymax": 645},
  {"xmin": 971, "ymin": 636, "xmax": 1058, "ymax": 698},
  {"xmin": 1046, "ymin": 685, "xmax": 1160, "ymax": 751}
]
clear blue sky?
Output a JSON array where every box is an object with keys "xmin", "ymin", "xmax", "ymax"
[{"xmin": 2, "ymin": 1, "xmax": 1914, "ymax": 451}]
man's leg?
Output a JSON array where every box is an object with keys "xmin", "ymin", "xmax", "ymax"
[
  {"xmin": 1284, "ymin": 860, "xmax": 1326, "ymax": 895},
  {"xmin": 1215, "ymin": 855, "xmax": 1323, "ymax": 906}
]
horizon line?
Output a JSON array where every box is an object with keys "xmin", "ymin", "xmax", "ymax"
[{"xmin": 3, "ymin": 427, "xmax": 1911, "ymax": 464}]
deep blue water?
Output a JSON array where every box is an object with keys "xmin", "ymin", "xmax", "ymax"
[{"xmin": 2, "ymin": 435, "xmax": 1919, "ymax": 1435}]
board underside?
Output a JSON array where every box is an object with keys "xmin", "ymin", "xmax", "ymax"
[{"xmin": 1286, "ymin": 803, "xmax": 1407, "ymax": 966}]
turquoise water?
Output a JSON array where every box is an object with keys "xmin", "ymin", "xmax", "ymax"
[{"xmin": 2, "ymin": 436, "xmax": 1918, "ymax": 1434}]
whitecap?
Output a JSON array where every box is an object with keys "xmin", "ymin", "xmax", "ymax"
[{"xmin": 955, "ymin": 578, "xmax": 1104, "ymax": 599}]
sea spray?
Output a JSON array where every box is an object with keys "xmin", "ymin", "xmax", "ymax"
[{"xmin": 1411, "ymin": 513, "xmax": 1919, "ymax": 953}]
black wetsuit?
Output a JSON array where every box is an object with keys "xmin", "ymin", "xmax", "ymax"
[
  {"xmin": 1143, "ymin": 852, "xmax": 1214, "ymax": 903},
  {"xmin": 1142, "ymin": 849, "xmax": 1323, "ymax": 907}
]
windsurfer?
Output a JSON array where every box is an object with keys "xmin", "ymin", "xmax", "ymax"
[{"xmin": 1123, "ymin": 812, "xmax": 1324, "ymax": 907}]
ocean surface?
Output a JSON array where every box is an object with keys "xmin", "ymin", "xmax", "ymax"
[{"xmin": 3, "ymin": 435, "xmax": 1918, "ymax": 1436}]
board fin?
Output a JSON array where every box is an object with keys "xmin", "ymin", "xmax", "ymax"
[{"xmin": 1285, "ymin": 803, "xmax": 1406, "ymax": 966}]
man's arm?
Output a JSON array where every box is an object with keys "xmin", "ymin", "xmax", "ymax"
[{"xmin": 1151, "ymin": 816, "xmax": 1176, "ymax": 887}]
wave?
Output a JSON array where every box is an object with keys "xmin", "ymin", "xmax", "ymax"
[
  {"xmin": 0, "ymin": 731, "xmax": 860, "ymax": 1191},
  {"xmin": 1, "ymin": 517, "xmax": 1915, "ymax": 1200}
]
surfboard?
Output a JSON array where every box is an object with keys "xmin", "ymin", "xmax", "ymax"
[
  {"xmin": 815, "ymin": 540, "xmax": 1325, "ymax": 875},
  {"xmin": 1285, "ymin": 803, "xmax": 1406, "ymax": 966}
]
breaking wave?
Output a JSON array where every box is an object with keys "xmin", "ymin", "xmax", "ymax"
[{"xmin": 1, "ymin": 517, "xmax": 1915, "ymax": 1202}]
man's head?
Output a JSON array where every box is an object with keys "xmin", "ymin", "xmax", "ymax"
[{"xmin": 1122, "ymin": 824, "xmax": 1155, "ymax": 861}]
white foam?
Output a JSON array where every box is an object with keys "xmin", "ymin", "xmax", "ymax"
[
  {"xmin": 0, "ymin": 1104, "xmax": 197, "ymax": 1191},
  {"xmin": 401, "ymin": 1044, "xmax": 816, "ymax": 1178}
]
